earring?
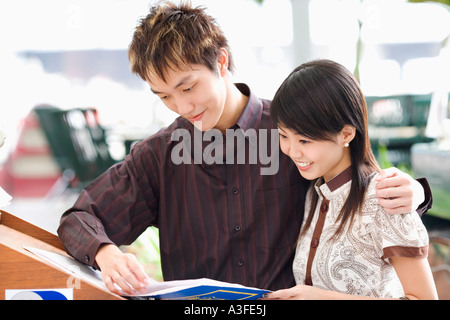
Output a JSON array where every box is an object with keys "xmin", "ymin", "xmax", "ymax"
[{"xmin": 344, "ymin": 142, "xmax": 349, "ymax": 147}]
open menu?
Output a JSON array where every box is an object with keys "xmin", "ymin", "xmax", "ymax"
[
  {"xmin": 130, "ymin": 278, "xmax": 269, "ymax": 300},
  {"xmin": 24, "ymin": 246, "xmax": 269, "ymax": 300}
]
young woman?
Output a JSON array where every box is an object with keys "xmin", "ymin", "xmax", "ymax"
[{"xmin": 265, "ymin": 59, "xmax": 437, "ymax": 300}]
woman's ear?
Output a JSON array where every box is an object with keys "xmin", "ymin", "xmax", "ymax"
[
  {"xmin": 217, "ymin": 47, "xmax": 229, "ymax": 77},
  {"xmin": 341, "ymin": 125, "xmax": 356, "ymax": 146}
]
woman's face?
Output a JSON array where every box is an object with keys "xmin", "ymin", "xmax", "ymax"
[{"xmin": 278, "ymin": 126, "xmax": 353, "ymax": 182}]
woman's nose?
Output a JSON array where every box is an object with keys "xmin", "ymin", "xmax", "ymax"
[{"xmin": 289, "ymin": 144, "xmax": 303, "ymax": 159}]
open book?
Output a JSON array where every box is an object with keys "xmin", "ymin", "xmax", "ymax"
[
  {"xmin": 131, "ymin": 278, "xmax": 269, "ymax": 300},
  {"xmin": 24, "ymin": 246, "xmax": 269, "ymax": 300}
]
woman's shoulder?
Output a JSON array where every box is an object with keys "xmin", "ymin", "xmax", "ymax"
[
  {"xmin": 365, "ymin": 172, "xmax": 380, "ymax": 196},
  {"xmin": 360, "ymin": 172, "xmax": 415, "ymax": 222},
  {"xmin": 359, "ymin": 172, "xmax": 380, "ymax": 213},
  {"xmin": 361, "ymin": 172, "xmax": 428, "ymax": 244}
]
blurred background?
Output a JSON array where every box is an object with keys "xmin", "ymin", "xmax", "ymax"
[{"xmin": 0, "ymin": 0, "xmax": 449, "ymax": 297}]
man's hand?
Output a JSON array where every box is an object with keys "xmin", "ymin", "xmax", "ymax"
[
  {"xmin": 375, "ymin": 167, "xmax": 425, "ymax": 215},
  {"xmin": 95, "ymin": 244, "xmax": 151, "ymax": 296}
]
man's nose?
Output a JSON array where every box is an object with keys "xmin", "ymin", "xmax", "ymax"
[{"xmin": 175, "ymin": 99, "xmax": 195, "ymax": 116}]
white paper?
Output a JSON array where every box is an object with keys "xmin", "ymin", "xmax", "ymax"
[
  {"xmin": 23, "ymin": 246, "xmax": 107, "ymax": 291},
  {"xmin": 0, "ymin": 187, "xmax": 12, "ymax": 209}
]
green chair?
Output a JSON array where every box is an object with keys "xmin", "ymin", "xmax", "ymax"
[{"xmin": 34, "ymin": 105, "xmax": 117, "ymax": 194}]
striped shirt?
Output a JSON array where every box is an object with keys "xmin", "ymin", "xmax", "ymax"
[{"xmin": 58, "ymin": 84, "xmax": 307, "ymax": 291}]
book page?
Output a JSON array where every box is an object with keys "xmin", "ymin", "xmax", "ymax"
[{"xmin": 24, "ymin": 246, "xmax": 269, "ymax": 300}]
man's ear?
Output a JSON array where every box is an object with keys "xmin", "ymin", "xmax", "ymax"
[{"xmin": 217, "ymin": 47, "xmax": 228, "ymax": 77}]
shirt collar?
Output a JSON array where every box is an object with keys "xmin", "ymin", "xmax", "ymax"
[
  {"xmin": 234, "ymin": 83, "xmax": 263, "ymax": 132},
  {"xmin": 315, "ymin": 166, "xmax": 353, "ymax": 199},
  {"xmin": 326, "ymin": 166, "xmax": 353, "ymax": 192}
]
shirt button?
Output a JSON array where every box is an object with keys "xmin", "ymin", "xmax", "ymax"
[
  {"xmin": 232, "ymin": 187, "xmax": 239, "ymax": 195},
  {"xmin": 84, "ymin": 255, "xmax": 90, "ymax": 263},
  {"xmin": 237, "ymin": 259, "xmax": 244, "ymax": 266},
  {"xmin": 311, "ymin": 238, "xmax": 319, "ymax": 248},
  {"xmin": 234, "ymin": 225, "xmax": 241, "ymax": 231}
]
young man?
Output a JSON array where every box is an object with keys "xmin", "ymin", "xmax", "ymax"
[{"xmin": 57, "ymin": 2, "xmax": 431, "ymax": 296}]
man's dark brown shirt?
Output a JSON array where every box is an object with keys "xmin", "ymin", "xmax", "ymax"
[{"xmin": 58, "ymin": 84, "xmax": 307, "ymax": 291}]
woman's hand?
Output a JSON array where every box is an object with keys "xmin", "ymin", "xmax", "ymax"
[{"xmin": 262, "ymin": 285, "xmax": 335, "ymax": 300}]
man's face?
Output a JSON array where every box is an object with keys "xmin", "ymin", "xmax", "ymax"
[{"xmin": 147, "ymin": 64, "xmax": 227, "ymax": 132}]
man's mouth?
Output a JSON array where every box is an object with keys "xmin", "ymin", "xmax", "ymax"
[{"xmin": 188, "ymin": 111, "xmax": 205, "ymax": 122}]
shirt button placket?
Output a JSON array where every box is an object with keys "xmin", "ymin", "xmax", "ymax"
[
  {"xmin": 231, "ymin": 187, "xmax": 241, "ymax": 233},
  {"xmin": 320, "ymin": 202, "xmax": 328, "ymax": 213},
  {"xmin": 304, "ymin": 198, "xmax": 329, "ymax": 286}
]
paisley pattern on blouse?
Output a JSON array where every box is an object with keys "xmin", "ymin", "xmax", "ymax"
[{"xmin": 293, "ymin": 173, "xmax": 429, "ymax": 298}]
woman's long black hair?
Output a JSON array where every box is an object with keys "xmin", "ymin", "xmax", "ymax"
[{"xmin": 270, "ymin": 59, "xmax": 380, "ymax": 236}]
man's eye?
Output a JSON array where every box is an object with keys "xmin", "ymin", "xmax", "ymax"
[{"xmin": 183, "ymin": 83, "xmax": 196, "ymax": 92}]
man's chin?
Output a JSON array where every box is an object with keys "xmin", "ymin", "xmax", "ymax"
[{"xmin": 192, "ymin": 120, "xmax": 213, "ymax": 132}]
